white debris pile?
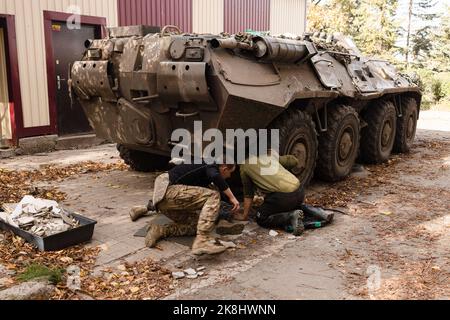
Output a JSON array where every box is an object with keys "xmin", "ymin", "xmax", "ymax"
[
  {"xmin": 0, "ymin": 195, "xmax": 79, "ymax": 237},
  {"xmin": 171, "ymin": 267, "xmax": 207, "ymax": 280},
  {"xmin": 269, "ymin": 230, "xmax": 279, "ymax": 237}
]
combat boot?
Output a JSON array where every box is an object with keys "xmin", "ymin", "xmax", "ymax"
[
  {"xmin": 145, "ymin": 224, "xmax": 169, "ymax": 248},
  {"xmin": 130, "ymin": 206, "xmax": 148, "ymax": 222},
  {"xmin": 284, "ymin": 210, "xmax": 305, "ymax": 236},
  {"xmin": 261, "ymin": 210, "xmax": 303, "ymax": 236},
  {"xmin": 292, "ymin": 210, "xmax": 305, "ymax": 236},
  {"xmin": 145, "ymin": 223, "xmax": 197, "ymax": 248},
  {"xmin": 192, "ymin": 234, "xmax": 227, "ymax": 256},
  {"xmin": 216, "ymin": 220, "xmax": 245, "ymax": 236},
  {"xmin": 300, "ymin": 204, "xmax": 334, "ymax": 223}
]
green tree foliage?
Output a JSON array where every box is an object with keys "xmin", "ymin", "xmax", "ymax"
[
  {"xmin": 404, "ymin": 0, "xmax": 441, "ymax": 66},
  {"xmin": 413, "ymin": 0, "xmax": 438, "ymax": 21},
  {"xmin": 411, "ymin": 26, "xmax": 433, "ymax": 60},
  {"xmin": 431, "ymin": 79, "xmax": 446, "ymax": 102},
  {"xmin": 354, "ymin": 0, "xmax": 400, "ymax": 57},
  {"xmin": 308, "ymin": 0, "xmax": 399, "ymax": 57},
  {"xmin": 429, "ymin": 7, "xmax": 450, "ymax": 72},
  {"xmin": 307, "ymin": 0, "xmax": 450, "ymax": 110}
]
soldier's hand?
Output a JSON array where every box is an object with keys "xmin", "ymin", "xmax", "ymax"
[
  {"xmin": 253, "ymin": 195, "xmax": 265, "ymax": 207},
  {"xmin": 231, "ymin": 198, "xmax": 240, "ymax": 213}
]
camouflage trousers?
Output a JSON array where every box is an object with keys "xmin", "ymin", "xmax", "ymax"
[{"xmin": 157, "ymin": 185, "xmax": 221, "ymax": 236}]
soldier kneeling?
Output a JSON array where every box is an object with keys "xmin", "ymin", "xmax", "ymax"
[
  {"xmin": 235, "ymin": 152, "xmax": 306, "ymax": 235},
  {"xmin": 132, "ymin": 163, "xmax": 239, "ymax": 256}
]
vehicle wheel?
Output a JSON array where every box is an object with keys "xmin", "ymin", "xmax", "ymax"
[
  {"xmin": 270, "ymin": 109, "xmax": 318, "ymax": 187},
  {"xmin": 117, "ymin": 145, "xmax": 170, "ymax": 172},
  {"xmin": 316, "ymin": 105, "xmax": 360, "ymax": 182},
  {"xmin": 360, "ymin": 100, "xmax": 397, "ymax": 164},
  {"xmin": 394, "ymin": 97, "xmax": 418, "ymax": 153}
]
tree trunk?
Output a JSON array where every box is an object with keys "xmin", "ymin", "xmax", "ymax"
[{"xmin": 406, "ymin": 0, "xmax": 413, "ymax": 68}]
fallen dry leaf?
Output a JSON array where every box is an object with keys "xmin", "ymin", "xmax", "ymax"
[{"xmin": 0, "ymin": 161, "xmax": 128, "ymax": 206}]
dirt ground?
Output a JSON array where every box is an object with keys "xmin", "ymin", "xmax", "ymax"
[{"xmin": 0, "ymin": 111, "xmax": 449, "ymax": 300}]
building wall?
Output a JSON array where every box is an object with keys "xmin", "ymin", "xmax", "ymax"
[
  {"xmin": 270, "ymin": 0, "xmax": 307, "ymax": 35},
  {"xmin": 0, "ymin": 27, "xmax": 11, "ymax": 140},
  {"xmin": 192, "ymin": 0, "xmax": 224, "ymax": 34},
  {"xmin": 193, "ymin": 0, "xmax": 306, "ymax": 35},
  {"xmin": 224, "ymin": 0, "xmax": 270, "ymax": 34},
  {"xmin": 0, "ymin": 0, "xmax": 118, "ymax": 130},
  {"xmin": 118, "ymin": 0, "xmax": 192, "ymax": 33}
]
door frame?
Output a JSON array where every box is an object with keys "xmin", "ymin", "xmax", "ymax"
[
  {"xmin": 0, "ymin": 14, "xmax": 22, "ymax": 143},
  {"xmin": 43, "ymin": 11, "xmax": 106, "ymax": 136}
]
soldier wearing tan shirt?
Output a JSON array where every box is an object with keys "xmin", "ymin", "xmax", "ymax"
[{"xmin": 236, "ymin": 154, "xmax": 305, "ymax": 236}]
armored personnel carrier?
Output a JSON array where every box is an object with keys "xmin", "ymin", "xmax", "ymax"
[{"xmin": 70, "ymin": 25, "xmax": 421, "ymax": 184}]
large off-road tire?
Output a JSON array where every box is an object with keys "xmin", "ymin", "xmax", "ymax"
[
  {"xmin": 394, "ymin": 97, "xmax": 418, "ymax": 153},
  {"xmin": 270, "ymin": 109, "xmax": 318, "ymax": 187},
  {"xmin": 117, "ymin": 145, "xmax": 170, "ymax": 172},
  {"xmin": 316, "ymin": 105, "xmax": 360, "ymax": 182},
  {"xmin": 360, "ymin": 100, "xmax": 397, "ymax": 164}
]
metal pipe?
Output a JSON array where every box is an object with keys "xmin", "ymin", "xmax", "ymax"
[
  {"xmin": 210, "ymin": 38, "xmax": 253, "ymax": 51},
  {"xmin": 320, "ymin": 51, "xmax": 359, "ymax": 58},
  {"xmin": 132, "ymin": 94, "xmax": 159, "ymax": 102}
]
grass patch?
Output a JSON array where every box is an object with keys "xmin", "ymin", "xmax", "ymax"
[{"xmin": 17, "ymin": 264, "xmax": 65, "ymax": 285}]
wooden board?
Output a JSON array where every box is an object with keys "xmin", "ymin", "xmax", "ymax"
[{"xmin": 1, "ymin": 203, "xmax": 16, "ymax": 214}]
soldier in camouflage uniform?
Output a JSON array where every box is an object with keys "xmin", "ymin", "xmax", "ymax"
[{"xmin": 132, "ymin": 163, "xmax": 239, "ymax": 255}]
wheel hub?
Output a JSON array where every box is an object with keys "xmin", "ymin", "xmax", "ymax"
[
  {"xmin": 339, "ymin": 131, "xmax": 353, "ymax": 161},
  {"xmin": 291, "ymin": 142, "xmax": 307, "ymax": 175},
  {"xmin": 381, "ymin": 121, "xmax": 392, "ymax": 147}
]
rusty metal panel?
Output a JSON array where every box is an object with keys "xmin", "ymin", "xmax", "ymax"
[
  {"xmin": 270, "ymin": 0, "xmax": 307, "ymax": 35},
  {"xmin": 193, "ymin": 0, "xmax": 224, "ymax": 34},
  {"xmin": 157, "ymin": 62, "xmax": 209, "ymax": 102},
  {"xmin": 118, "ymin": 0, "xmax": 193, "ymax": 33},
  {"xmin": 71, "ymin": 61, "xmax": 117, "ymax": 102},
  {"xmin": 213, "ymin": 49, "xmax": 281, "ymax": 86},
  {"xmin": 224, "ymin": 0, "xmax": 270, "ymax": 34}
]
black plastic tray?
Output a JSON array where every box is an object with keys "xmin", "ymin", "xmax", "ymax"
[{"xmin": 0, "ymin": 213, "xmax": 97, "ymax": 251}]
